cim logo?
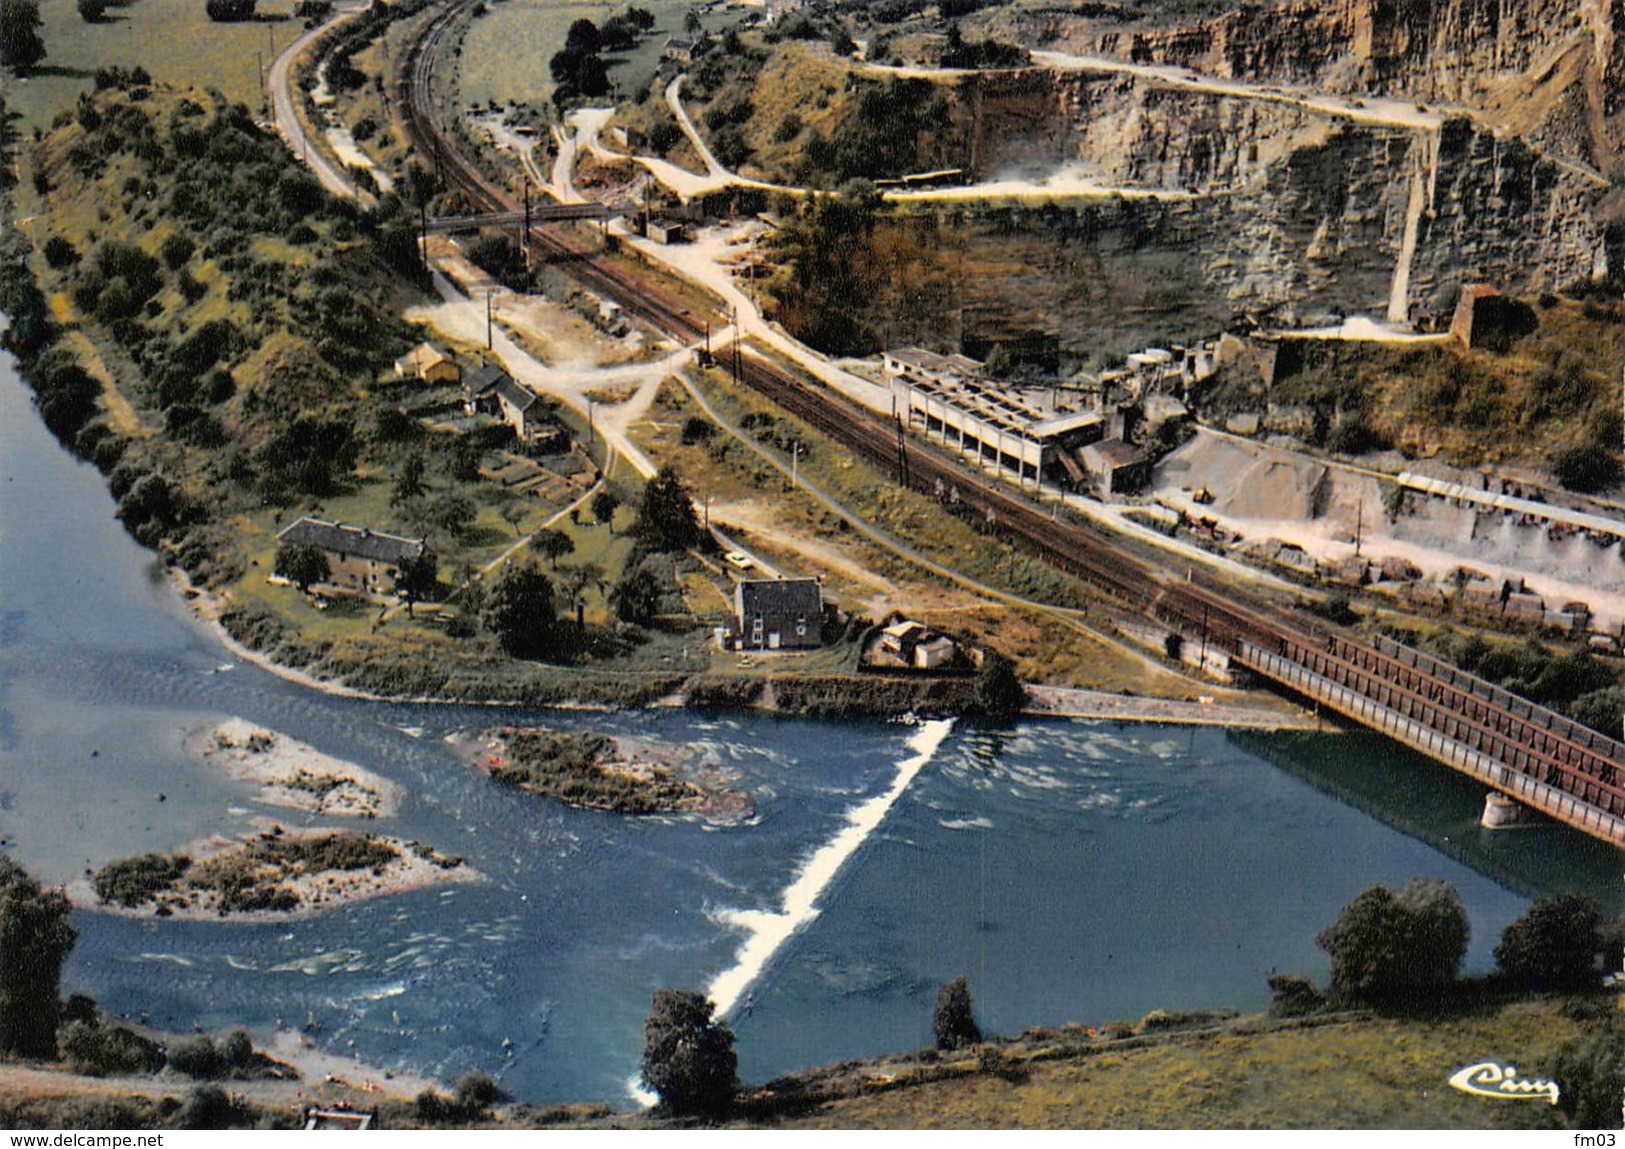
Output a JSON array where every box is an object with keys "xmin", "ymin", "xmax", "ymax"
[{"xmin": 1447, "ymin": 1062, "xmax": 1560, "ymax": 1105}]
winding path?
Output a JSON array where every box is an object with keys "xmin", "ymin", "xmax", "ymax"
[{"xmin": 268, "ymin": 2, "xmax": 374, "ymax": 202}]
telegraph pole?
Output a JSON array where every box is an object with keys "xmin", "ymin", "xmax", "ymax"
[{"xmin": 486, "ymin": 288, "xmax": 494, "ymax": 350}]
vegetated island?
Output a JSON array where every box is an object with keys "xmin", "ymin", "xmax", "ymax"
[
  {"xmin": 79, "ymin": 827, "xmax": 475, "ymax": 920},
  {"xmin": 449, "ymin": 727, "xmax": 753, "ymax": 822},
  {"xmin": 188, "ymin": 717, "xmax": 401, "ymax": 819}
]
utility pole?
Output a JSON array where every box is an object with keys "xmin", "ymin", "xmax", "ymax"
[
  {"xmin": 522, "ymin": 182, "xmax": 532, "ymax": 267},
  {"xmin": 418, "ymin": 202, "xmax": 429, "ymax": 272},
  {"xmin": 486, "ymin": 288, "xmax": 494, "ymax": 350},
  {"xmin": 792, "ymin": 441, "xmax": 799, "ymax": 488}
]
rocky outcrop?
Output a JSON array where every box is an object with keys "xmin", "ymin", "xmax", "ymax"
[
  {"xmin": 955, "ymin": 67, "xmax": 1606, "ymax": 327},
  {"xmin": 1054, "ymin": 0, "xmax": 1625, "ymax": 169}
]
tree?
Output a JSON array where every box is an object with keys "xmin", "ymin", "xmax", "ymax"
[
  {"xmin": 565, "ymin": 17, "xmax": 601, "ymax": 54},
  {"xmin": 77, "ymin": 0, "xmax": 108, "ymax": 21},
  {"xmin": 683, "ymin": 8, "xmax": 703, "ymax": 35},
  {"xmin": 0, "ymin": 858, "xmax": 77, "ymax": 1058},
  {"xmin": 932, "ymin": 976, "xmax": 982, "ymax": 1050},
  {"xmin": 591, "ymin": 489, "xmax": 620, "ymax": 529},
  {"xmin": 483, "ymin": 563, "xmax": 556, "ymax": 658},
  {"xmin": 634, "ymin": 467, "xmax": 702, "ymax": 552},
  {"xmin": 972, "ymin": 650, "xmax": 1025, "ymax": 720},
  {"xmin": 425, "ymin": 492, "xmax": 478, "ymax": 540},
  {"xmin": 500, "ymin": 500, "xmax": 527, "ymax": 538},
  {"xmin": 559, "ymin": 562, "xmax": 605, "ymax": 631},
  {"xmin": 610, "ymin": 566, "xmax": 662, "ymax": 625},
  {"xmin": 275, "ymin": 542, "xmax": 331, "ymax": 593},
  {"xmin": 641, "ymin": 989, "xmax": 738, "ymax": 1118},
  {"xmin": 532, "ymin": 527, "xmax": 575, "ymax": 569},
  {"xmin": 1494, "ymin": 893, "xmax": 1603, "ymax": 990},
  {"xmin": 392, "ymin": 454, "xmax": 427, "ymax": 507},
  {"xmin": 393, "ymin": 551, "xmax": 440, "ymax": 618},
  {"xmin": 1316, "ymin": 879, "xmax": 1469, "ymax": 1007},
  {"xmin": 204, "ymin": 0, "xmax": 258, "ymax": 21},
  {"xmin": 0, "ymin": 0, "xmax": 46, "ymax": 73}
]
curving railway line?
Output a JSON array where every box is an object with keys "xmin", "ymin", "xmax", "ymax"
[{"xmin": 391, "ymin": 1, "xmax": 1625, "ymax": 846}]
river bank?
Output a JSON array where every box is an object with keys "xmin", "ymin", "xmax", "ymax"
[{"xmin": 190, "ymin": 571, "xmax": 1312, "ymax": 730}]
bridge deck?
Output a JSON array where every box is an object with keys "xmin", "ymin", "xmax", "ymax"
[{"xmin": 1237, "ymin": 640, "xmax": 1625, "ymax": 846}]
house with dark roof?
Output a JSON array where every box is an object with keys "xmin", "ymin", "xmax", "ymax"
[
  {"xmin": 735, "ymin": 578, "xmax": 822, "ymax": 650},
  {"xmin": 276, "ymin": 517, "xmax": 429, "ymax": 594},
  {"xmin": 462, "ymin": 365, "xmax": 567, "ymax": 448},
  {"xmin": 462, "ymin": 363, "xmax": 511, "ymax": 413}
]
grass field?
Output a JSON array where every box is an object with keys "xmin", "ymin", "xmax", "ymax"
[
  {"xmin": 765, "ymin": 999, "xmax": 1609, "ymax": 1130},
  {"xmin": 6, "ymin": 0, "xmax": 301, "ymax": 129},
  {"xmin": 453, "ymin": 0, "xmax": 740, "ymax": 113}
]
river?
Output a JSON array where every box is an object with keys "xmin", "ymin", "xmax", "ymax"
[{"xmin": 0, "ymin": 346, "xmax": 1620, "ymax": 1106}]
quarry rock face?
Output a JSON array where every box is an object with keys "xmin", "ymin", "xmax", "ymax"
[
  {"xmin": 953, "ymin": 0, "xmax": 1617, "ymax": 327},
  {"xmin": 1082, "ymin": 0, "xmax": 1624, "ymax": 168}
]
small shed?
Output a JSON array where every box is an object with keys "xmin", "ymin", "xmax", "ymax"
[
  {"xmin": 1078, "ymin": 438, "xmax": 1151, "ymax": 494},
  {"xmin": 647, "ymin": 218, "xmax": 687, "ymax": 245},
  {"xmin": 662, "ymin": 37, "xmax": 694, "ymax": 63},
  {"xmin": 395, "ymin": 341, "xmax": 460, "ymax": 384},
  {"xmin": 912, "ymin": 634, "xmax": 957, "ymax": 669}
]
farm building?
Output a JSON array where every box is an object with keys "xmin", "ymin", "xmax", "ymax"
[{"xmin": 275, "ymin": 518, "xmax": 430, "ymax": 595}]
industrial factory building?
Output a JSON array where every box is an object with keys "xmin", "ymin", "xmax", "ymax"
[{"xmin": 881, "ymin": 349, "xmax": 1107, "ymax": 488}]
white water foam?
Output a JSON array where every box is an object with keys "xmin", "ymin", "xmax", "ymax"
[{"xmin": 703, "ymin": 718, "xmax": 954, "ymax": 1020}]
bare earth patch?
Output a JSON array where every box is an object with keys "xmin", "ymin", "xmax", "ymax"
[{"xmin": 189, "ymin": 718, "xmax": 401, "ymax": 820}]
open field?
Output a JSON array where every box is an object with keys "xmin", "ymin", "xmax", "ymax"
[
  {"xmin": 5, "ymin": 0, "xmax": 301, "ymax": 129},
  {"xmin": 453, "ymin": 0, "xmax": 740, "ymax": 113},
  {"xmin": 759, "ymin": 999, "xmax": 1605, "ymax": 1130}
]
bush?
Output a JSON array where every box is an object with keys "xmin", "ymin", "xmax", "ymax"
[
  {"xmin": 1266, "ymin": 974, "xmax": 1325, "ymax": 1018},
  {"xmin": 1552, "ymin": 1026, "xmax": 1625, "ymax": 1129},
  {"xmin": 43, "ymin": 236, "xmax": 79, "ymax": 269},
  {"xmin": 92, "ymin": 853, "xmax": 189, "ymax": 907},
  {"xmin": 641, "ymin": 990, "xmax": 737, "ymax": 1118},
  {"xmin": 454, "ymin": 1070, "xmax": 501, "ymax": 1113},
  {"xmin": 1553, "ymin": 441, "xmax": 1622, "ymax": 493},
  {"xmin": 167, "ymin": 1036, "xmax": 227, "ymax": 1080},
  {"xmin": 1494, "ymin": 894, "xmax": 1603, "ymax": 990},
  {"xmin": 177, "ymin": 1085, "xmax": 249, "ymax": 1129},
  {"xmin": 1316, "ymin": 879, "xmax": 1469, "ymax": 1009},
  {"xmin": 59, "ymin": 1022, "xmax": 164, "ymax": 1076}
]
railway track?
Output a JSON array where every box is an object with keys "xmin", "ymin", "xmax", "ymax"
[{"xmin": 391, "ymin": 0, "xmax": 1625, "ymax": 843}]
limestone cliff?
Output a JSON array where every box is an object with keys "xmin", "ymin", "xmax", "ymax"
[{"xmin": 1036, "ymin": 0, "xmax": 1625, "ymax": 173}]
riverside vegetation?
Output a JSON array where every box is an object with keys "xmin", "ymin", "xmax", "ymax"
[{"xmin": 7, "ymin": 850, "xmax": 1625, "ymax": 1129}]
